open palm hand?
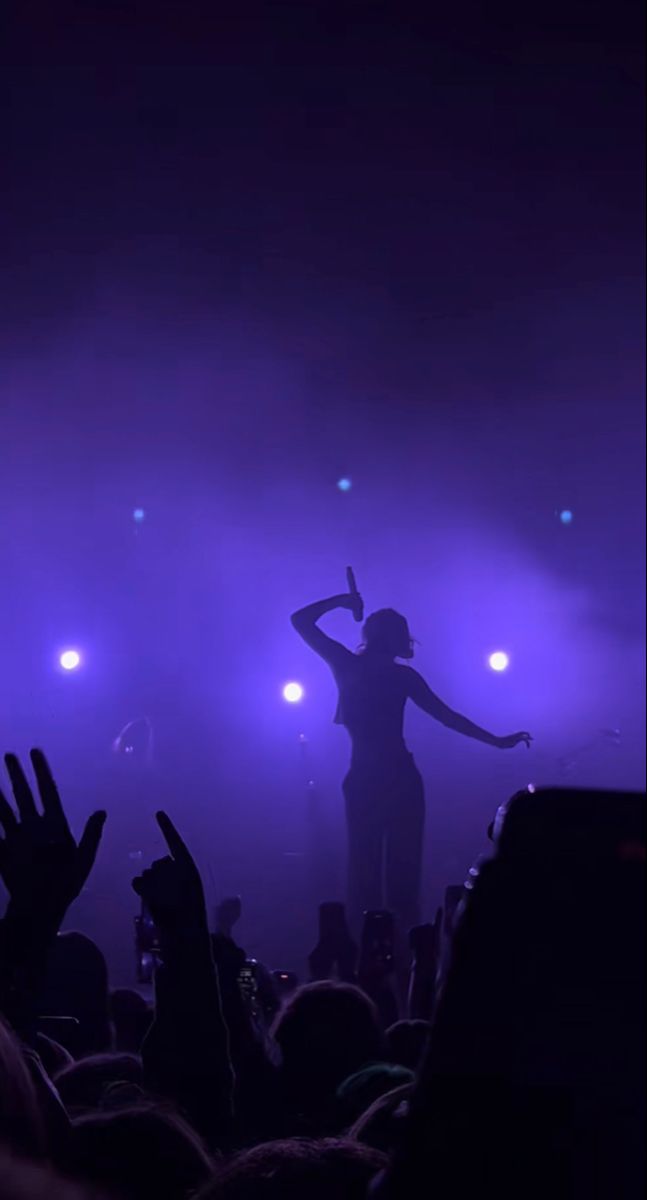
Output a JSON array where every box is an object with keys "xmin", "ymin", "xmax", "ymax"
[{"xmin": 0, "ymin": 749, "xmax": 106, "ymax": 927}]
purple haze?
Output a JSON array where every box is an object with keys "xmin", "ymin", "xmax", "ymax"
[{"xmin": 1, "ymin": 3, "xmax": 644, "ymax": 978}]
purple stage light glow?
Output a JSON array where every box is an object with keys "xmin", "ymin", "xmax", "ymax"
[
  {"xmin": 283, "ymin": 682, "xmax": 304, "ymax": 703},
  {"xmin": 337, "ymin": 478, "xmax": 352, "ymax": 492},
  {"xmin": 59, "ymin": 649, "xmax": 81, "ymax": 671},
  {"xmin": 488, "ymin": 651, "xmax": 510, "ymax": 672}
]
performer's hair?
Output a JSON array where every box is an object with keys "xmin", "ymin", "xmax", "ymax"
[{"xmin": 361, "ymin": 609, "xmax": 414, "ymax": 659}]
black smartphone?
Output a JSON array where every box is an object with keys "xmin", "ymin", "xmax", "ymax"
[
  {"xmin": 318, "ymin": 902, "xmax": 349, "ymax": 942},
  {"xmin": 272, "ymin": 969, "xmax": 299, "ymax": 996},
  {"xmin": 134, "ymin": 899, "xmax": 162, "ymax": 984},
  {"xmin": 137, "ymin": 900, "xmax": 160, "ymax": 949},
  {"xmin": 237, "ymin": 958, "xmax": 259, "ymax": 1008},
  {"xmin": 37, "ymin": 1015, "xmax": 81, "ymax": 1052},
  {"xmin": 409, "ymin": 923, "xmax": 436, "ymax": 956},
  {"xmin": 492, "ymin": 787, "xmax": 644, "ymax": 864},
  {"xmin": 361, "ymin": 910, "xmax": 395, "ymax": 969},
  {"xmin": 437, "ymin": 787, "xmax": 645, "ymax": 1098}
]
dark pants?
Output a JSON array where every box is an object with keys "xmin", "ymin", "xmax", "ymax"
[{"xmin": 343, "ymin": 755, "xmax": 425, "ymax": 938}]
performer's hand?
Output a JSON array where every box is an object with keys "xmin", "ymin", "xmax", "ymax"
[
  {"xmin": 496, "ymin": 732, "xmax": 533, "ymax": 750},
  {"xmin": 341, "ymin": 592, "xmax": 364, "ymax": 622}
]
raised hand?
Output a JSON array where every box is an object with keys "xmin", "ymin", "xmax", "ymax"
[
  {"xmin": 497, "ymin": 732, "xmax": 533, "ymax": 750},
  {"xmin": 132, "ymin": 811, "xmax": 209, "ymax": 942},
  {"xmin": 340, "ymin": 591, "xmax": 364, "ymax": 621},
  {"xmin": 0, "ymin": 749, "xmax": 106, "ymax": 926},
  {"xmin": 132, "ymin": 814, "xmax": 234, "ymax": 1137},
  {"xmin": 350, "ymin": 592, "xmax": 365, "ymax": 623}
]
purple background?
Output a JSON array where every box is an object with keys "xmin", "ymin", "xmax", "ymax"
[{"xmin": 1, "ymin": 2, "xmax": 644, "ymax": 980}]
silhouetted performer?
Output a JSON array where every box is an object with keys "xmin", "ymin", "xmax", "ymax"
[{"xmin": 291, "ymin": 590, "xmax": 531, "ymax": 936}]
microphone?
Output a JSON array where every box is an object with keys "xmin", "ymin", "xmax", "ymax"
[{"xmin": 346, "ymin": 567, "xmax": 364, "ymax": 623}]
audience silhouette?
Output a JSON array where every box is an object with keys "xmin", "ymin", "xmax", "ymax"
[{"xmin": 0, "ymin": 748, "xmax": 644, "ymax": 1199}]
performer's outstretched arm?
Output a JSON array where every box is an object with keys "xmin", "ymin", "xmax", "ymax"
[
  {"xmin": 291, "ymin": 595, "xmax": 357, "ymax": 668},
  {"xmin": 405, "ymin": 668, "xmax": 532, "ymax": 749}
]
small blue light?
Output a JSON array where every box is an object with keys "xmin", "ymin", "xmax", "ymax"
[
  {"xmin": 559, "ymin": 510, "xmax": 573, "ymax": 525},
  {"xmin": 337, "ymin": 478, "xmax": 352, "ymax": 492},
  {"xmin": 133, "ymin": 508, "xmax": 146, "ymax": 523}
]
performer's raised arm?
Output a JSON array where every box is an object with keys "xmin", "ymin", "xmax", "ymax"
[{"xmin": 290, "ymin": 594, "xmax": 358, "ymax": 668}]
